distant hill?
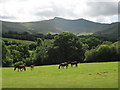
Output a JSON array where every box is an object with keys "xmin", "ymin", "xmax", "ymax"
[
  {"xmin": 0, "ymin": 17, "xmax": 119, "ymax": 37},
  {"xmin": 93, "ymin": 22, "xmax": 119, "ymax": 37}
]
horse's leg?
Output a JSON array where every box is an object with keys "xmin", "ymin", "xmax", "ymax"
[
  {"xmin": 20, "ymin": 69, "xmax": 23, "ymax": 72},
  {"xmin": 32, "ymin": 66, "xmax": 34, "ymax": 70},
  {"xmin": 24, "ymin": 67, "xmax": 26, "ymax": 71},
  {"xmin": 31, "ymin": 67, "xmax": 34, "ymax": 70},
  {"xmin": 66, "ymin": 65, "xmax": 68, "ymax": 69},
  {"xmin": 76, "ymin": 63, "xmax": 78, "ymax": 67},
  {"xmin": 58, "ymin": 65, "xmax": 61, "ymax": 69},
  {"xmin": 14, "ymin": 67, "xmax": 16, "ymax": 71},
  {"xmin": 18, "ymin": 68, "xmax": 19, "ymax": 72}
]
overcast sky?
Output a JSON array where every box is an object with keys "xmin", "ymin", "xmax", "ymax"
[{"xmin": 0, "ymin": 0, "xmax": 119, "ymax": 23}]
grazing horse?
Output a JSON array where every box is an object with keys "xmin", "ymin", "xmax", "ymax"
[
  {"xmin": 14, "ymin": 65, "xmax": 26, "ymax": 71},
  {"xmin": 70, "ymin": 61, "xmax": 78, "ymax": 67},
  {"xmin": 30, "ymin": 65, "xmax": 34, "ymax": 70},
  {"xmin": 58, "ymin": 62, "xmax": 68, "ymax": 69}
]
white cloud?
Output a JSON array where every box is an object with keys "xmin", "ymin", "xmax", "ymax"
[{"xmin": 0, "ymin": 0, "xmax": 118, "ymax": 23}]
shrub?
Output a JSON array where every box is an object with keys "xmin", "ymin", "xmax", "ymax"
[
  {"xmin": 14, "ymin": 61, "xmax": 25, "ymax": 66},
  {"xmin": 85, "ymin": 43, "xmax": 119, "ymax": 62}
]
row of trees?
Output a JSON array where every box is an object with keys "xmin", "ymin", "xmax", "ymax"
[
  {"xmin": 2, "ymin": 32, "xmax": 119, "ymax": 67},
  {"xmin": 2, "ymin": 41, "xmax": 30, "ymax": 67},
  {"xmin": 85, "ymin": 41, "xmax": 120, "ymax": 62},
  {"xmin": 2, "ymin": 31, "xmax": 57, "ymax": 41}
]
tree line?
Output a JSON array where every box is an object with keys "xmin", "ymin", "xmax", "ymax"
[
  {"xmin": 2, "ymin": 32, "xmax": 120, "ymax": 67},
  {"xmin": 2, "ymin": 31, "xmax": 57, "ymax": 41},
  {"xmin": 2, "ymin": 31, "xmax": 118, "ymax": 42}
]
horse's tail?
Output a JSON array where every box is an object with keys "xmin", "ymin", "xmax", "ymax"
[{"xmin": 58, "ymin": 65, "xmax": 61, "ymax": 69}]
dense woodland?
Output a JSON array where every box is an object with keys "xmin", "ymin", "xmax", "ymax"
[{"xmin": 2, "ymin": 31, "xmax": 120, "ymax": 67}]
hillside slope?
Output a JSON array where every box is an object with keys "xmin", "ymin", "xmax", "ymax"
[
  {"xmin": 1, "ymin": 17, "xmax": 119, "ymax": 37},
  {"xmin": 93, "ymin": 22, "xmax": 119, "ymax": 37}
]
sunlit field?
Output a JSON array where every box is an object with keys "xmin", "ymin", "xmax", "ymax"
[{"xmin": 2, "ymin": 62, "xmax": 118, "ymax": 88}]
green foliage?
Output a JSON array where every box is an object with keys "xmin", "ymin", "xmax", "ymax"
[
  {"xmin": 14, "ymin": 61, "xmax": 25, "ymax": 66},
  {"xmin": 10, "ymin": 50, "xmax": 22, "ymax": 63},
  {"xmin": 2, "ymin": 57, "xmax": 13, "ymax": 67},
  {"xmin": 112, "ymin": 41, "xmax": 120, "ymax": 60},
  {"xmin": 48, "ymin": 32, "xmax": 85, "ymax": 63},
  {"xmin": 2, "ymin": 41, "xmax": 13, "ymax": 67},
  {"xmin": 102, "ymin": 41, "xmax": 112, "ymax": 45},
  {"xmin": 2, "ymin": 33, "xmax": 119, "ymax": 67},
  {"xmin": 85, "ymin": 42, "xmax": 119, "ymax": 62},
  {"xmin": 17, "ymin": 45, "xmax": 30, "ymax": 58},
  {"xmin": 2, "ymin": 39, "xmax": 30, "ymax": 66},
  {"xmin": 84, "ymin": 37, "xmax": 102, "ymax": 49},
  {"xmin": 7, "ymin": 44, "xmax": 30, "ymax": 63},
  {"xmin": 2, "ymin": 58, "xmax": 13, "ymax": 67},
  {"xmin": 29, "ymin": 43, "xmax": 37, "ymax": 50},
  {"xmin": 36, "ymin": 38, "xmax": 43, "ymax": 46},
  {"xmin": 3, "ymin": 31, "xmax": 56, "ymax": 41},
  {"xmin": 31, "ymin": 39, "xmax": 54, "ymax": 65},
  {"xmin": 2, "ymin": 41, "xmax": 7, "ymax": 60},
  {"xmin": 3, "ymin": 38, "xmax": 36, "ymax": 46}
]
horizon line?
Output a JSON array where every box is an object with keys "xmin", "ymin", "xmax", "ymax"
[{"xmin": 0, "ymin": 17, "xmax": 118, "ymax": 24}]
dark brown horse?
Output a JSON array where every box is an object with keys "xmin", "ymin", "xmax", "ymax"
[
  {"xmin": 70, "ymin": 61, "xmax": 78, "ymax": 67},
  {"xmin": 14, "ymin": 65, "xmax": 26, "ymax": 71},
  {"xmin": 58, "ymin": 62, "xmax": 68, "ymax": 69}
]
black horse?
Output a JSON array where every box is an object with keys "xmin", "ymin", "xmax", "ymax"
[
  {"xmin": 58, "ymin": 62, "xmax": 68, "ymax": 69},
  {"xmin": 70, "ymin": 61, "xmax": 78, "ymax": 67},
  {"xmin": 14, "ymin": 65, "xmax": 26, "ymax": 71}
]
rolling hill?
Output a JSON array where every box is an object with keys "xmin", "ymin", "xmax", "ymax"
[
  {"xmin": 93, "ymin": 22, "xmax": 119, "ymax": 37},
  {"xmin": 1, "ymin": 17, "xmax": 119, "ymax": 37}
]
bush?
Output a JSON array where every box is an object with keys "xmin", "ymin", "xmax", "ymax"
[
  {"xmin": 14, "ymin": 61, "xmax": 25, "ymax": 66},
  {"xmin": 2, "ymin": 58, "xmax": 13, "ymax": 67},
  {"xmin": 48, "ymin": 32, "xmax": 85, "ymax": 63},
  {"xmin": 23, "ymin": 58, "xmax": 34, "ymax": 66},
  {"xmin": 29, "ymin": 43, "xmax": 37, "ymax": 50},
  {"xmin": 85, "ymin": 44, "xmax": 119, "ymax": 62},
  {"xmin": 84, "ymin": 37, "xmax": 102, "ymax": 49}
]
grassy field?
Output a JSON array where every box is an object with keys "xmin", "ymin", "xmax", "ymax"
[
  {"xmin": 2, "ymin": 62, "xmax": 118, "ymax": 88},
  {"xmin": 2, "ymin": 38, "xmax": 35, "ymax": 45}
]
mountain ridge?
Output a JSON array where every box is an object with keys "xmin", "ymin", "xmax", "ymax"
[{"xmin": 0, "ymin": 17, "xmax": 119, "ymax": 37}]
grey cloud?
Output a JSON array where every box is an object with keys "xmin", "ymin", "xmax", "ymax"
[
  {"xmin": 35, "ymin": 9, "xmax": 59, "ymax": 17},
  {"xmin": 118, "ymin": 2, "xmax": 120, "ymax": 14},
  {"xmin": 85, "ymin": 2, "xmax": 118, "ymax": 17},
  {"xmin": 34, "ymin": 2, "xmax": 118, "ymax": 21},
  {"xmin": 35, "ymin": 3, "xmax": 76, "ymax": 19}
]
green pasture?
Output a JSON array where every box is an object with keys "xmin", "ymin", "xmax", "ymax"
[
  {"xmin": 2, "ymin": 62, "xmax": 118, "ymax": 88},
  {"xmin": 2, "ymin": 38, "xmax": 35, "ymax": 45}
]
